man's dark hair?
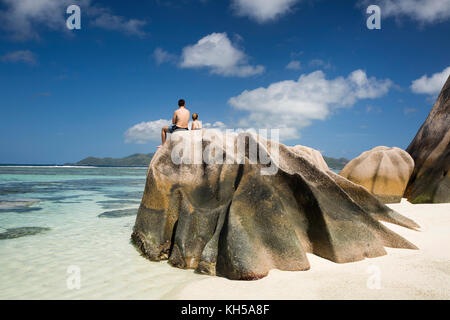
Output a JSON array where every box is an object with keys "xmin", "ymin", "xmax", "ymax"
[{"xmin": 178, "ymin": 99, "xmax": 185, "ymax": 107}]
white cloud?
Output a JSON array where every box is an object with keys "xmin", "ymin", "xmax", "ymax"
[
  {"xmin": 89, "ymin": 7, "xmax": 147, "ymax": 37},
  {"xmin": 411, "ymin": 66, "xmax": 450, "ymax": 95},
  {"xmin": 125, "ymin": 119, "xmax": 171, "ymax": 144},
  {"xmin": 180, "ymin": 32, "xmax": 265, "ymax": 77},
  {"xmin": 0, "ymin": 50, "xmax": 37, "ymax": 65},
  {"xmin": 228, "ymin": 70, "xmax": 393, "ymax": 140},
  {"xmin": 203, "ymin": 121, "xmax": 228, "ymax": 130},
  {"xmin": 124, "ymin": 119, "xmax": 229, "ymax": 144},
  {"xmin": 153, "ymin": 48, "xmax": 177, "ymax": 65},
  {"xmin": 285, "ymin": 60, "xmax": 301, "ymax": 70},
  {"xmin": 0, "ymin": 0, "xmax": 74, "ymax": 40},
  {"xmin": 231, "ymin": 0, "xmax": 299, "ymax": 22},
  {"xmin": 0, "ymin": 0, "xmax": 147, "ymax": 40},
  {"xmin": 361, "ymin": 0, "xmax": 450, "ymax": 24}
]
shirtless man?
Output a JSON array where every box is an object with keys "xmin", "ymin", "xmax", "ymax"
[{"xmin": 159, "ymin": 99, "xmax": 190, "ymax": 147}]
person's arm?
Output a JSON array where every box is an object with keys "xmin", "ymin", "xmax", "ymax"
[
  {"xmin": 191, "ymin": 122, "xmax": 194, "ymax": 130},
  {"xmin": 172, "ymin": 111, "xmax": 177, "ymax": 125}
]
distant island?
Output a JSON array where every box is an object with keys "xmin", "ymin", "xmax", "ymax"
[
  {"xmin": 323, "ymin": 156, "xmax": 349, "ymax": 171},
  {"xmin": 67, "ymin": 153, "xmax": 348, "ymax": 170},
  {"xmin": 65, "ymin": 153, "xmax": 154, "ymax": 167}
]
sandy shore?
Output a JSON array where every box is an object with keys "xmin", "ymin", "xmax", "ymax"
[{"xmin": 164, "ymin": 199, "xmax": 450, "ymax": 300}]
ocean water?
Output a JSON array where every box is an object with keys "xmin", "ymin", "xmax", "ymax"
[{"xmin": 0, "ymin": 166, "xmax": 207, "ymax": 300}]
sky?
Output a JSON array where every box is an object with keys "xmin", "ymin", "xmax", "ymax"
[{"xmin": 0, "ymin": 0, "xmax": 449, "ymax": 164}]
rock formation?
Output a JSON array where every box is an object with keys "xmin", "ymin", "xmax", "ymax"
[
  {"xmin": 339, "ymin": 146, "xmax": 414, "ymax": 203},
  {"xmin": 405, "ymin": 75, "xmax": 450, "ymax": 203},
  {"xmin": 132, "ymin": 130, "xmax": 419, "ymax": 280}
]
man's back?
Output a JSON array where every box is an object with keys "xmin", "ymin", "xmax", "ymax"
[{"xmin": 174, "ymin": 107, "xmax": 190, "ymax": 129}]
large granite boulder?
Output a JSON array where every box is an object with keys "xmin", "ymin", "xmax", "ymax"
[
  {"xmin": 132, "ymin": 130, "xmax": 419, "ymax": 280},
  {"xmin": 339, "ymin": 146, "xmax": 414, "ymax": 203},
  {"xmin": 405, "ymin": 75, "xmax": 450, "ymax": 203}
]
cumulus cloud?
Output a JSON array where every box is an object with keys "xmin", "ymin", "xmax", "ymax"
[
  {"xmin": 125, "ymin": 119, "xmax": 171, "ymax": 144},
  {"xmin": 0, "ymin": 50, "xmax": 37, "ymax": 65},
  {"xmin": 285, "ymin": 60, "xmax": 301, "ymax": 70},
  {"xmin": 360, "ymin": 0, "xmax": 450, "ymax": 24},
  {"xmin": 411, "ymin": 66, "xmax": 450, "ymax": 95},
  {"xmin": 0, "ymin": 0, "xmax": 74, "ymax": 40},
  {"xmin": 180, "ymin": 32, "xmax": 265, "ymax": 77},
  {"xmin": 228, "ymin": 70, "xmax": 393, "ymax": 140},
  {"xmin": 153, "ymin": 47, "xmax": 177, "ymax": 65},
  {"xmin": 203, "ymin": 121, "xmax": 228, "ymax": 130},
  {"xmin": 124, "ymin": 120, "xmax": 229, "ymax": 144},
  {"xmin": 0, "ymin": 0, "xmax": 147, "ymax": 41},
  {"xmin": 231, "ymin": 0, "xmax": 300, "ymax": 23}
]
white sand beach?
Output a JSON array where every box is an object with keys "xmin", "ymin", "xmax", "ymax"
[{"xmin": 164, "ymin": 199, "xmax": 450, "ymax": 300}]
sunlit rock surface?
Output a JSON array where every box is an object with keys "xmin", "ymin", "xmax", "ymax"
[
  {"xmin": 339, "ymin": 146, "xmax": 414, "ymax": 204},
  {"xmin": 132, "ymin": 131, "xmax": 419, "ymax": 280},
  {"xmin": 405, "ymin": 75, "xmax": 450, "ymax": 204}
]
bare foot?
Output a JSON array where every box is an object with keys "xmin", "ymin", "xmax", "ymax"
[{"xmin": 157, "ymin": 145, "xmax": 163, "ymax": 149}]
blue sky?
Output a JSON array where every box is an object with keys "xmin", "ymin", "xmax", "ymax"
[{"xmin": 0, "ymin": 0, "xmax": 449, "ymax": 164}]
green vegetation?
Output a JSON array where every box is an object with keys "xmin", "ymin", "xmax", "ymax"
[
  {"xmin": 411, "ymin": 194, "xmax": 433, "ymax": 204},
  {"xmin": 323, "ymin": 156, "xmax": 349, "ymax": 171},
  {"xmin": 66, "ymin": 153, "xmax": 154, "ymax": 167}
]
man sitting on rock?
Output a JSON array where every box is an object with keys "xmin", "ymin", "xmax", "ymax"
[{"xmin": 159, "ymin": 99, "xmax": 190, "ymax": 148}]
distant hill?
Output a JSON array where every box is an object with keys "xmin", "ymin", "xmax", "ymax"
[
  {"xmin": 67, "ymin": 153, "xmax": 348, "ymax": 170},
  {"xmin": 323, "ymin": 156, "xmax": 349, "ymax": 171},
  {"xmin": 66, "ymin": 153, "xmax": 154, "ymax": 167}
]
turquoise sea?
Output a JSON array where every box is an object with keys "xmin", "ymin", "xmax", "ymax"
[{"xmin": 0, "ymin": 166, "xmax": 206, "ymax": 299}]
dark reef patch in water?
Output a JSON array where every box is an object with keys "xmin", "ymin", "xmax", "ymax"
[
  {"xmin": 105, "ymin": 191, "xmax": 143, "ymax": 200},
  {"xmin": 98, "ymin": 208, "xmax": 138, "ymax": 218},
  {"xmin": 0, "ymin": 227, "xmax": 50, "ymax": 240},
  {"xmin": 53, "ymin": 201, "xmax": 82, "ymax": 204},
  {"xmin": 0, "ymin": 200, "xmax": 42, "ymax": 213},
  {"xmin": 0, "ymin": 207, "xmax": 42, "ymax": 213},
  {"xmin": 0, "ymin": 177, "xmax": 145, "ymax": 198},
  {"xmin": 97, "ymin": 199, "xmax": 140, "ymax": 209},
  {"xmin": 40, "ymin": 194, "xmax": 83, "ymax": 201}
]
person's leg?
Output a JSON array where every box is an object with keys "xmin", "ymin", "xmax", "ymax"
[{"xmin": 161, "ymin": 126, "xmax": 169, "ymax": 146}]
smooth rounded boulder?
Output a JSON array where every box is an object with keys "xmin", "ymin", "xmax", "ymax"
[
  {"xmin": 339, "ymin": 146, "xmax": 414, "ymax": 203},
  {"xmin": 132, "ymin": 131, "xmax": 419, "ymax": 280}
]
